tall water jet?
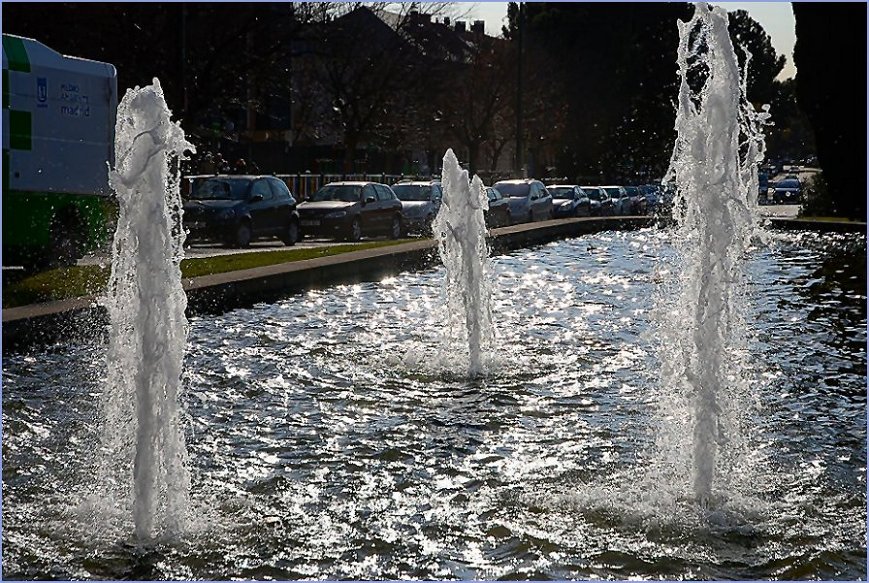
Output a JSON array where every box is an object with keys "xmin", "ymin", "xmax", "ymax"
[
  {"xmin": 432, "ymin": 149, "xmax": 495, "ymax": 375},
  {"xmin": 661, "ymin": 2, "xmax": 768, "ymax": 504},
  {"xmin": 96, "ymin": 78, "xmax": 195, "ymax": 540}
]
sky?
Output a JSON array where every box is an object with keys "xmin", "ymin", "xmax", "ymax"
[{"xmin": 467, "ymin": 2, "xmax": 797, "ymax": 80}]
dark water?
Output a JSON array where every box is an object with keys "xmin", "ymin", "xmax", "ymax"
[{"xmin": 3, "ymin": 229, "xmax": 865, "ymax": 580}]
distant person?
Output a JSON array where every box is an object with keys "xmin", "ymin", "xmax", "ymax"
[
  {"xmin": 233, "ymin": 158, "xmax": 247, "ymax": 174},
  {"xmin": 248, "ymin": 160, "xmax": 260, "ymax": 174}
]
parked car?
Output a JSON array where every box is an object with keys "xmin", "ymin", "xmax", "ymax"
[
  {"xmin": 581, "ymin": 186, "xmax": 614, "ymax": 216},
  {"xmin": 547, "ymin": 184, "xmax": 592, "ymax": 217},
  {"xmin": 638, "ymin": 184, "xmax": 661, "ymax": 214},
  {"xmin": 601, "ymin": 186, "xmax": 631, "ymax": 215},
  {"xmin": 391, "ymin": 180, "xmax": 442, "ymax": 234},
  {"xmin": 484, "ymin": 186, "xmax": 512, "ymax": 227},
  {"xmin": 491, "ymin": 179, "xmax": 554, "ymax": 223},
  {"xmin": 297, "ymin": 181, "xmax": 403, "ymax": 241},
  {"xmin": 623, "ymin": 186, "xmax": 647, "ymax": 215},
  {"xmin": 183, "ymin": 175, "xmax": 300, "ymax": 248},
  {"xmin": 772, "ymin": 178, "xmax": 802, "ymax": 204}
]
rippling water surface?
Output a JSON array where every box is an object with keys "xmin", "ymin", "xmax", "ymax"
[{"xmin": 3, "ymin": 229, "xmax": 866, "ymax": 580}]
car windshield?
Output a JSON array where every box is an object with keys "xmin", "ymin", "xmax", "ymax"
[
  {"xmin": 311, "ymin": 185, "xmax": 362, "ymax": 202},
  {"xmin": 548, "ymin": 187, "xmax": 574, "ymax": 199},
  {"xmin": 603, "ymin": 187, "xmax": 622, "ymax": 198},
  {"xmin": 486, "ymin": 188, "xmax": 501, "ymax": 201},
  {"xmin": 778, "ymin": 179, "xmax": 801, "ymax": 189},
  {"xmin": 190, "ymin": 178, "xmax": 250, "ymax": 200},
  {"xmin": 392, "ymin": 184, "xmax": 431, "ymax": 202},
  {"xmin": 625, "ymin": 187, "xmax": 639, "ymax": 196},
  {"xmin": 493, "ymin": 183, "xmax": 530, "ymax": 197}
]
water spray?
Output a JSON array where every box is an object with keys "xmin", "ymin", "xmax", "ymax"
[{"xmin": 99, "ymin": 78, "xmax": 194, "ymax": 540}]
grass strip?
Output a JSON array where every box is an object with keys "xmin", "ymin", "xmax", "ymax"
[{"xmin": 3, "ymin": 239, "xmax": 412, "ymax": 309}]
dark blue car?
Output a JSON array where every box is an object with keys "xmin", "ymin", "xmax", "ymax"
[
  {"xmin": 547, "ymin": 184, "xmax": 592, "ymax": 217},
  {"xmin": 183, "ymin": 175, "xmax": 300, "ymax": 247}
]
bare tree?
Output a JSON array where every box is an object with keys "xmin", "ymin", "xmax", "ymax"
[
  {"xmin": 437, "ymin": 36, "xmax": 515, "ymax": 174},
  {"xmin": 310, "ymin": 3, "xmax": 467, "ymax": 172}
]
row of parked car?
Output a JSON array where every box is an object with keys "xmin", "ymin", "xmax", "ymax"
[{"xmin": 181, "ymin": 175, "xmax": 669, "ymax": 247}]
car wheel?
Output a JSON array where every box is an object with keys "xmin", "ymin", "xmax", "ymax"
[
  {"xmin": 348, "ymin": 218, "xmax": 362, "ymax": 242},
  {"xmin": 234, "ymin": 221, "xmax": 252, "ymax": 248},
  {"xmin": 389, "ymin": 215, "xmax": 402, "ymax": 239},
  {"xmin": 280, "ymin": 219, "xmax": 299, "ymax": 246}
]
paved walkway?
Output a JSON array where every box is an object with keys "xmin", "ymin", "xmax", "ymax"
[{"xmin": 759, "ymin": 204, "xmax": 801, "ymax": 218}]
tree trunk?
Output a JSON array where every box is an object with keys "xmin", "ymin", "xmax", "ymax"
[
  {"xmin": 489, "ymin": 140, "xmax": 508, "ymax": 173},
  {"xmin": 467, "ymin": 141, "xmax": 481, "ymax": 176}
]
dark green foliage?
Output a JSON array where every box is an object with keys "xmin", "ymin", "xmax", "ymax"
[
  {"xmin": 793, "ymin": 3, "xmax": 867, "ymax": 220},
  {"xmin": 505, "ymin": 3, "xmax": 694, "ymax": 182},
  {"xmin": 765, "ymin": 79, "xmax": 816, "ymax": 164},
  {"xmin": 728, "ymin": 10, "xmax": 786, "ymax": 105}
]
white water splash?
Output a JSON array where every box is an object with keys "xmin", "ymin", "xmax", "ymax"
[
  {"xmin": 92, "ymin": 78, "xmax": 195, "ymax": 541},
  {"xmin": 431, "ymin": 149, "xmax": 496, "ymax": 376},
  {"xmin": 656, "ymin": 2, "xmax": 769, "ymax": 504}
]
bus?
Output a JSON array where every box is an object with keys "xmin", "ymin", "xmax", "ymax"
[{"xmin": 3, "ymin": 34, "xmax": 118, "ymax": 267}]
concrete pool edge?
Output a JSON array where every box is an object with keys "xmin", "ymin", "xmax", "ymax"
[{"xmin": 2, "ymin": 216, "xmax": 864, "ymax": 351}]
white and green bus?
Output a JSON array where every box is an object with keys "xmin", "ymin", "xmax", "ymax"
[{"xmin": 2, "ymin": 34, "xmax": 118, "ymax": 267}]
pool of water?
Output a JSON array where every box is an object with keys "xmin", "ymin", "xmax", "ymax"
[{"xmin": 3, "ymin": 229, "xmax": 866, "ymax": 580}]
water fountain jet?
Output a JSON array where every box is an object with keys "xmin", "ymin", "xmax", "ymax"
[
  {"xmin": 97, "ymin": 78, "xmax": 195, "ymax": 541},
  {"xmin": 663, "ymin": 2, "xmax": 768, "ymax": 505},
  {"xmin": 432, "ymin": 149, "xmax": 495, "ymax": 376}
]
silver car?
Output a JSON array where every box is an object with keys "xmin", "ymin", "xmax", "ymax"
[
  {"xmin": 491, "ymin": 179, "xmax": 554, "ymax": 223},
  {"xmin": 392, "ymin": 180, "xmax": 443, "ymax": 234}
]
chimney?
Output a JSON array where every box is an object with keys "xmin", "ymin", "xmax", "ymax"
[
  {"xmin": 471, "ymin": 20, "xmax": 484, "ymax": 35},
  {"xmin": 455, "ymin": 20, "xmax": 466, "ymax": 33}
]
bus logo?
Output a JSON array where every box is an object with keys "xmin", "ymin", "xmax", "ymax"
[{"xmin": 36, "ymin": 77, "xmax": 48, "ymax": 107}]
